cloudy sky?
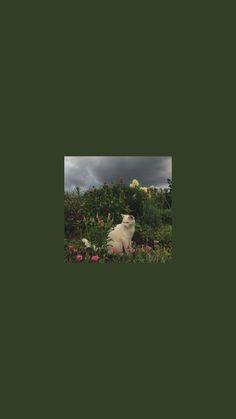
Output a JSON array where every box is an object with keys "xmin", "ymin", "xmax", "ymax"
[{"xmin": 64, "ymin": 156, "xmax": 172, "ymax": 191}]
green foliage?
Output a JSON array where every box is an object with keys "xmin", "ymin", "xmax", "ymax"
[
  {"xmin": 158, "ymin": 224, "xmax": 172, "ymax": 246},
  {"xmin": 79, "ymin": 183, "xmax": 148, "ymax": 222},
  {"xmin": 64, "ymin": 190, "xmax": 81, "ymax": 236},
  {"xmin": 138, "ymin": 198, "xmax": 161, "ymax": 227},
  {"xmin": 76, "ymin": 215, "xmax": 114, "ymax": 248},
  {"xmin": 79, "ymin": 184, "xmax": 129, "ymax": 222},
  {"xmin": 64, "ymin": 180, "xmax": 172, "ymax": 263},
  {"xmin": 159, "ymin": 209, "xmax": 172, "ymax": 224}
]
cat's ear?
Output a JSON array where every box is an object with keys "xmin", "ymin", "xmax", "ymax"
[{"xmin": 121, "ymin": 214, "xmax": 125, "ymax": 218}]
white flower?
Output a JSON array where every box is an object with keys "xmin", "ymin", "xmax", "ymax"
[
  {"xmin": 140, "ymin": 187, "xmax": 148, "ymax": 193},
  {"xmin": 129, "ymin": 179, "xmax": 139, "ymax": 188}
]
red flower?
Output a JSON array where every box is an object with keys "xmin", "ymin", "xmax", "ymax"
[{"xmin": 76, "ymin": 255, "xmax": 83, "ymax": 262}]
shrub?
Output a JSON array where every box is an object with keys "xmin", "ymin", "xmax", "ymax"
[
  {"xmin": 64, "ymin": 191, "xmax": 80, "ymax": 236},
  {"xmin": 76, "ymin": 215, "xmax": 114, "ymax": 248},
  {"xmin": 159, "ymin": 209, "xmax": 172, "ymax": 224},
  {"xmin": 158, "ymin": 224, "xmax": 172, "ymax": 246},
  {"xmin": 64, "ymin": 180, "xmax": 173, "ymax": 263},
  {"xmin": 78, "ymin": 183, "xmax": 147, "ymax": 223},
  {"xmin": 134, "ymin": 224, "xmax": 160, "ymax": 245},
  {"xmin": 138, "ymin": 201, "xmax": 161, "ymax": 227}
]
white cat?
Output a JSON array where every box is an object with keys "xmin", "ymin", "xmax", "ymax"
[{"xmin": 107, "ymin": 214, "xmax": 135, "ymax": 255}]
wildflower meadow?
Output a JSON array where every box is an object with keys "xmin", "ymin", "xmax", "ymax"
[{"xmin": 64, "ymin": 178, "xmax": 172, "ymax": 263}]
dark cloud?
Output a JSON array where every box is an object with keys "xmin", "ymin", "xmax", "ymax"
[{"xmin": 64, "ymin": 156, "xmax": 172, "ymax": 191}]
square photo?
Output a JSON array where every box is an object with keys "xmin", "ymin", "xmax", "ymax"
[{"xmin": 64, "ymin": 156, "xmax": 172, "ymax": 263}]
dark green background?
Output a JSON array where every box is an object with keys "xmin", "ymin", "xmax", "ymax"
[{"xmin": 2, "ymin": 2, "xmax": 234, "ymax": 418}]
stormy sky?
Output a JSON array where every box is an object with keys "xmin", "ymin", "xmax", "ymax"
[{"xmin": 64, "ymin": 156, "xmax": 172, "ymax": 191}]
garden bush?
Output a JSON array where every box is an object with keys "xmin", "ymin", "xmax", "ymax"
[
  {"xmin": 79, "ymin": 183, "xmax": 147, "ymax": 222},
  {"xmin": 159, "ymin": 209, "xmax": 172, "ymax": 224},
  {"xmin": 64, "ymin": 190, "xmax": 81, "ymax": 236},
  {"xmin": 64, "ymin": 179, "xmax": 172, "ymax": 263}
]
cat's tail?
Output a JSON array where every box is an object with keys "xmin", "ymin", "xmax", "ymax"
[
  {"xmin": 82, "ymin": 238, "xmax": 98, "ymax": 251},
  {"xmin": 82, "ymin": 238, "xmax": 91, "ymax": 248}
]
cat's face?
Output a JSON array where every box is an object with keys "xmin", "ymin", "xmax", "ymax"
[{"xmin": 121, "ymin": 214, "xmax": 135, "ymax": 227}]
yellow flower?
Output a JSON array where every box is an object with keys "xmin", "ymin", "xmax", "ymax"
[
  {"xmin": 140, "ymin": 187, "xmax": 148, "ymax": 193},
  {"xmin": 130, "ymin": 179, "xmax": 139, "ymax": 188}
]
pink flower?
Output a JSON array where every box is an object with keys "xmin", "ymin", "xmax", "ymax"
[
  {"xmin": 146, "ymin": 245, "xmax": 152, "ymax": 252},
  {"xmin": 91, "ymin": 255, "xmax": 100, "ymax": 262},
  {"xmin": 76, "ymin": 255, "xmax": 83, "ymax": 262},
  {"xmin": 154, "ymin": 240, "xmax": 159, "ymax": 246}
]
